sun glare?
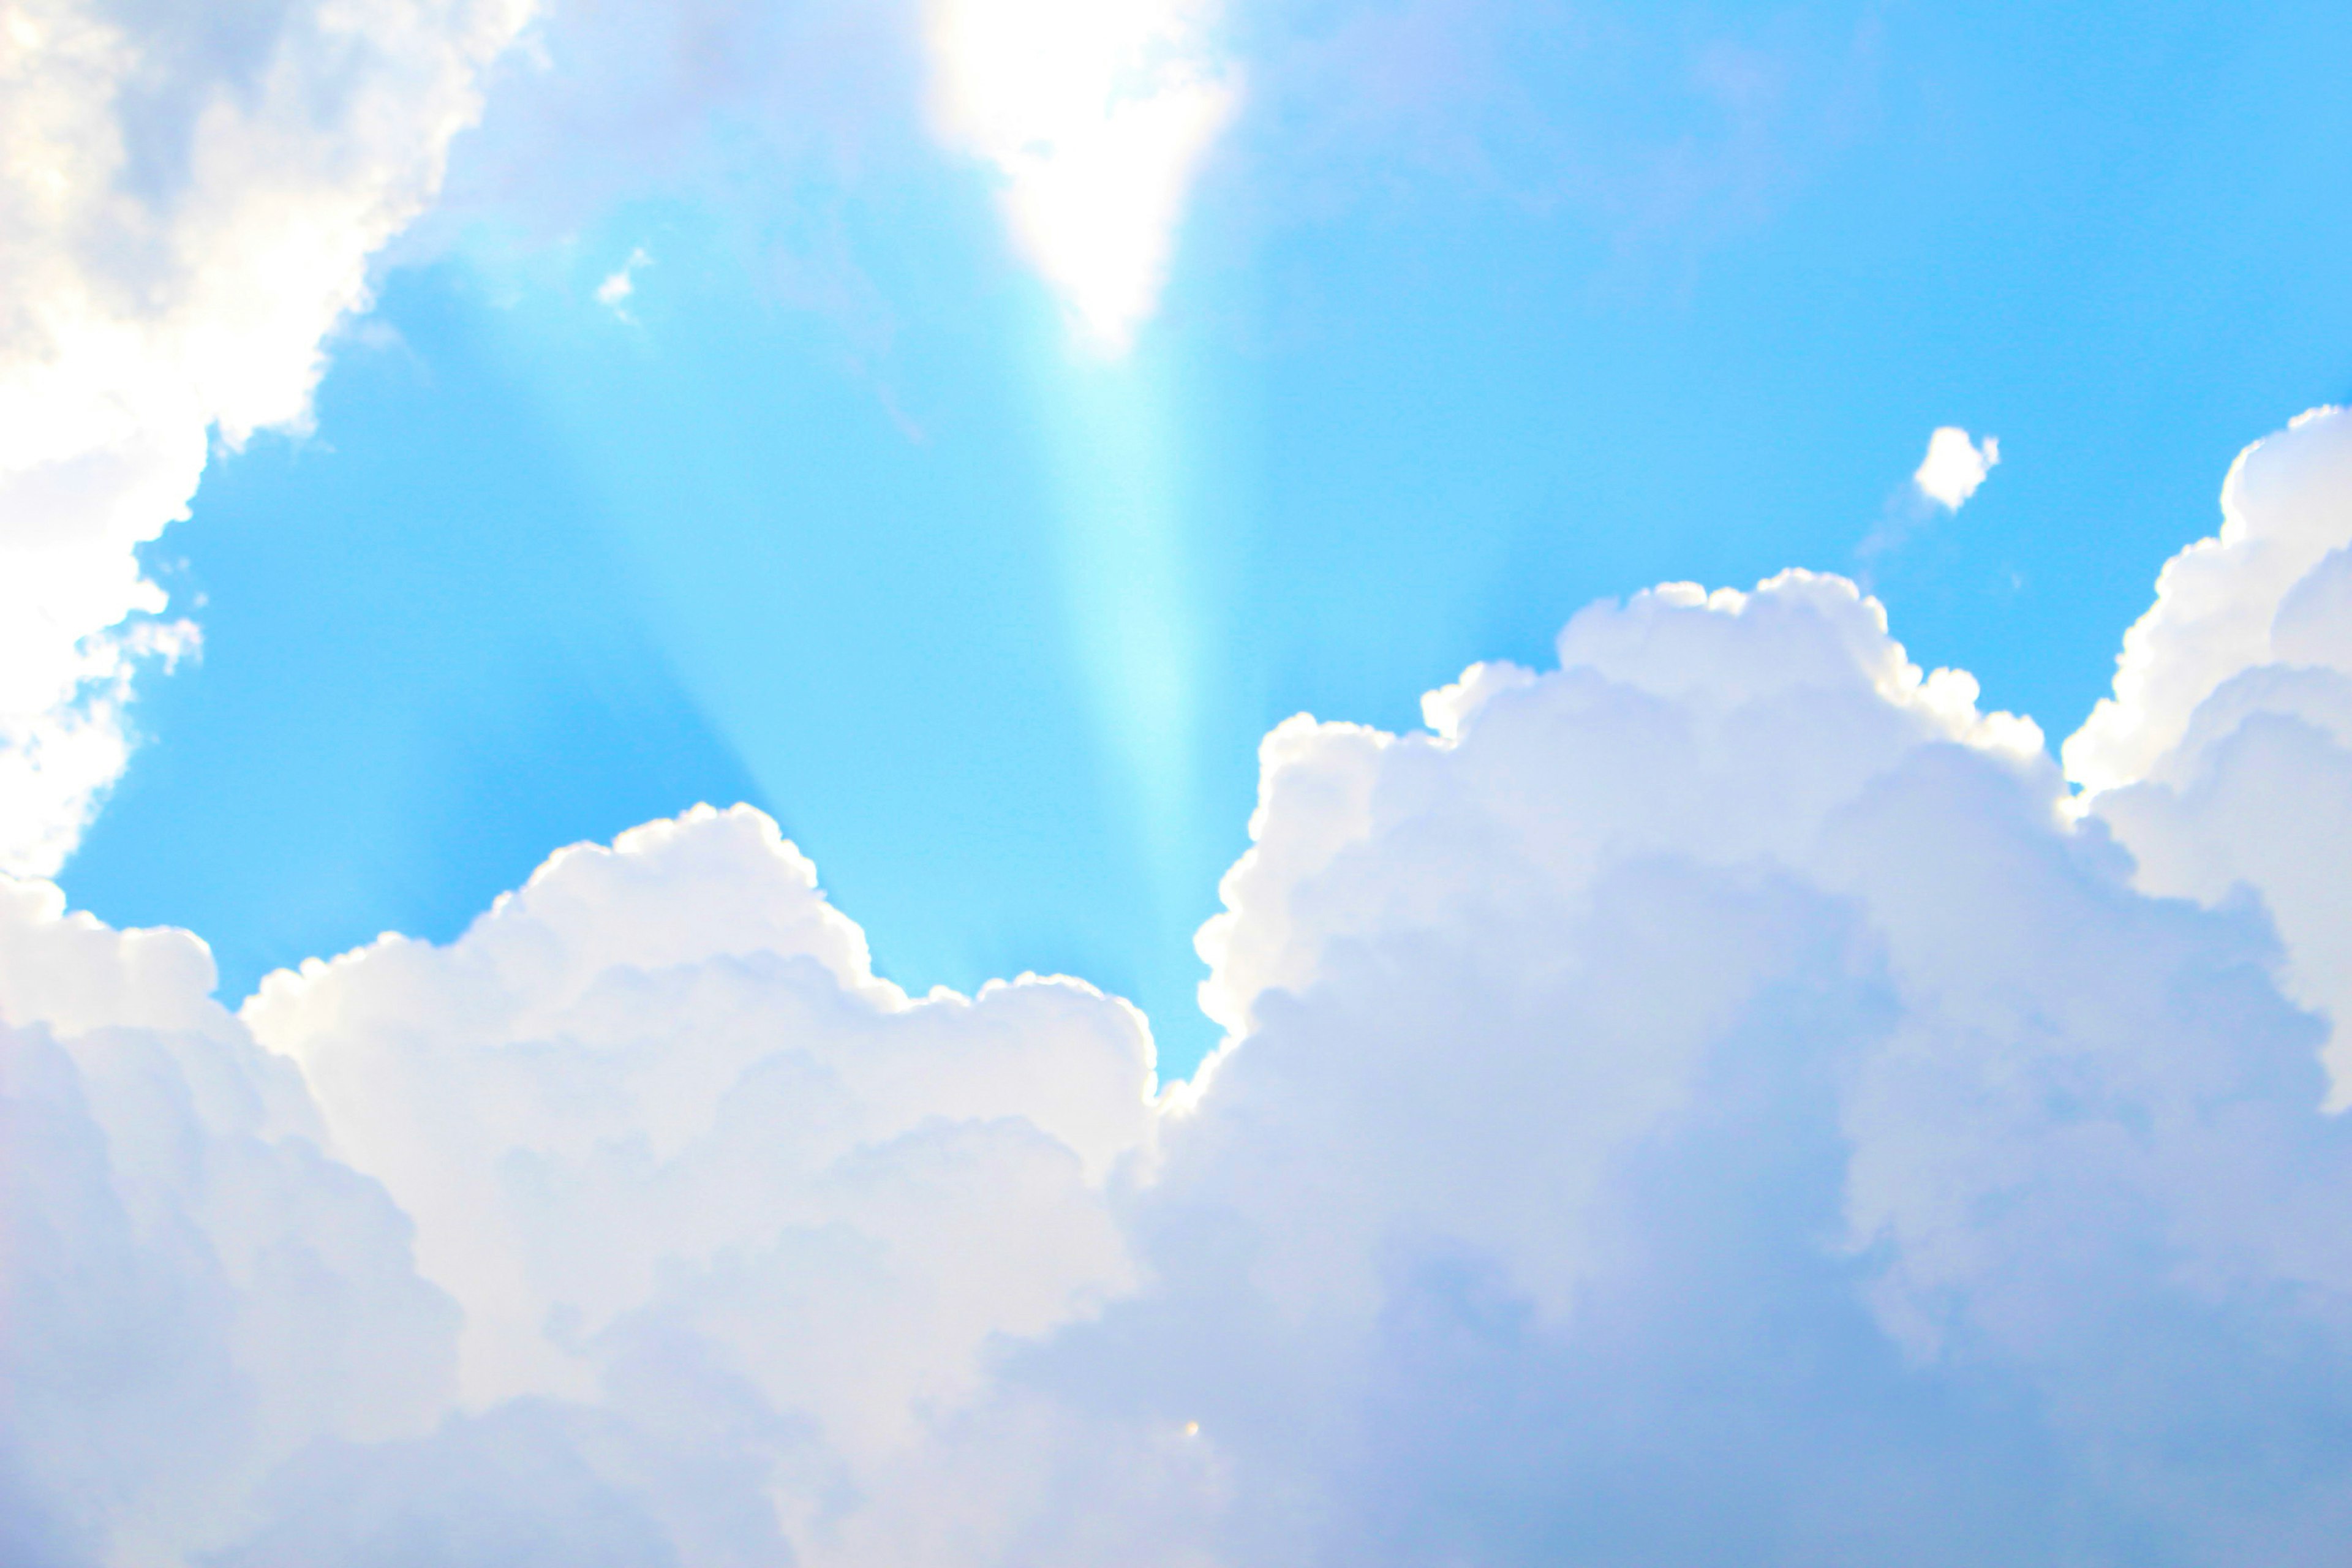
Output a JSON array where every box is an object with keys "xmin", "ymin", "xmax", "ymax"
[{"xmin": 925, "ymin": 0, "xmax": 1237, "ymax": 352}]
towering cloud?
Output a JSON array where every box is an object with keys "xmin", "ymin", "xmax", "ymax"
[
  {"xmin": 2069, "ymin": 406, "xmax": 2352, "ymax": 1092},
  {"xmin": 0, "ymin": 0, "xmax": 536, "ymax": 877},
  {"xmin": 10, "ymin": 413, "xmax": 2352, "ymax": 1563},
  {"xmin": 1129, "ymin": 564, "xmax": 2352, "ymax": 1561}
]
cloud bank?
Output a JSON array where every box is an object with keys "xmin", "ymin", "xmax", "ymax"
[
  {"xmin": 10, "ymin": 411, "xmax": 2352, "ymax": 1564},
  {"xmin": 0, "ymin": 0, "xmax": 535, "ymax": 878}
]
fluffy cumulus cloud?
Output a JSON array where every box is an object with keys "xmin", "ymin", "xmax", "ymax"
[
  {"xmin": 12, "ymin": 415, "xmax": 2352, "ymax": 1562},
  {"xmin": 2070, "ymin": 405, "xmax": 2352, "ymax": 1092},
  {"xmin": 241, "ymin": 807, "xmax": 1158, "ymax": 1447},
  {"xmin": 1132, "ymin": 564, "xmax": 2352, "ymax": 1562},
  {"xmin": 0, "ymin": 878, "xmax": 458, "ymax": 1566},
  {"xmin": 1912, "ymin": 424, "xmax": 2000, "ymax": 510},
  {"xmin": 0, "ymin": 0, "xmax": 535, "ymax": 877}
]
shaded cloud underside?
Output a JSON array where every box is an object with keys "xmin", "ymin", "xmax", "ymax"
[{"xmin": 8, "ymin": 411, "xmax": 2352, "ymax": 1564}]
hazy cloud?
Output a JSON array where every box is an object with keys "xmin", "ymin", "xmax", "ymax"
[{"xmin": 596, "ymin": 247, "xmax": 652, "ymax": 318}]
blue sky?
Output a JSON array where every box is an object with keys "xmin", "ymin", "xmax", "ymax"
[{"xmin": 60, "ymin": 0, "xmax": 2352, "ymax": 1080}]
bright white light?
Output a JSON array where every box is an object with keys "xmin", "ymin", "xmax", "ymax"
[
  {"xmin": 0, "ymin": 0, "xmax": 533, "ymax": 875},
  {"xmin": 925, "ymin": 0, "xmax": 1237, "ymax": 353},
  {"xmin": 596, "ymin": 247, "xmax": 650, "ymax": 317},
  {"xmin": 1913, "ymin": 426, "xmax": 2000, "ymax": 510}
]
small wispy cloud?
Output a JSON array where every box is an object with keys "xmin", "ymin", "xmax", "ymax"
[
  {"xmin": 596, "ymin": 247, "xmax": 652, "ymax": 319},
  {"xmin": 1861, "ymin": 424, "xmax": 2000, "ymax": 559},
  {"xmin": 1913, "ymin": 424, "xmax": 2000, "ymax": 510}
]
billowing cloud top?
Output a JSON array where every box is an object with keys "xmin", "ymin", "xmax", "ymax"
[
  {"xmin": 12, "ymin": 412, "xmax": 2352, "ymax": 1564},
  {"xmin": 2070, "ymin": 405, "xmax": 2352, "ymax": 1094}
]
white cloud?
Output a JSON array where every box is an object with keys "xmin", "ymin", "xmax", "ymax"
[
  {"xmin": 1913, "ymin": 424, "xmax": 2000, "ymax": 510},
  {"xmin": 0, "ymin": 0, "xmax": 537, "ymax": 878},
  {"xmin": 4, "ymin": 805, "xmax": 1160, "ymax": 1566},
  {"xmin": 239, "ymin": 805, "xmax": 1160, "ymax": 1447},
  {"xmin": 15, "ymin": 418, "xmax": 2352, "ymax": 1562},
  {"xmin": 2066, "ymin": 407, "xmax": 2352, "ymax": 794},
  {"xmin": 595, "ymin": 247, "xmax": 650, "ymax": 316},
  {"xmin": 1110, "ymin": 571, "xmax": 2352, "ymax": 1559},
  {"xmin": 922, "ymin": 0, "xmax": 1237, "ymax": 352},
  {"xmin": 2065, "ymin": 405, "xmax": 2352, "ymax": 1093},
  {"xmin": 0, "ymin": 876, "xmax": 458, "ymax": 1564}
]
